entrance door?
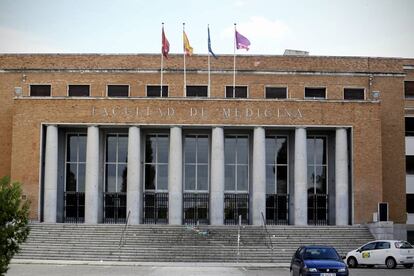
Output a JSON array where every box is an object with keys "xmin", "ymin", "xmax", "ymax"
[
  {"xmin": 104, "ymin": 134, "xmax": 128, "ymax": 223},
  {"xmin": 64, "ymin": 133, "xmax": 86, "ymax": 223},
  {"xmin": 307, "ymin": 136, "xmax": 328, "ymax": 225},
  {"xmin": 183, "ymin": 135, "xmax": 209, "ymax": 225},
  {"xmin": 265, "ymin": 136, "xmax": 289, "ymax": 225}
]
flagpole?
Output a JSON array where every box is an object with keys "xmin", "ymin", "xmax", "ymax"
[
  {"xmin": 160, "ymin": 23, "xmax": 164, "ymax": 96},
  {"xmin": 208, "ymin": 25, "xmax": 211, "ymax": 98},
  {"xmin": 183, "ymin": 22, "xmax": 186, "ymax": 96},
  {"xmin": 233, "ymin": 23, "xmax": 237, "ymax": 97}
]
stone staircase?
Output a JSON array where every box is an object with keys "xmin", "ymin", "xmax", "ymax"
[{"xmin": 14, "ymin": 223, "xmax": 373, "ymax": 263}]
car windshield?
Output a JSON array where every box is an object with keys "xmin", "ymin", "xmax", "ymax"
[
  {"xmin": 303, "ymin": 248, "xmax": 340, "ymax": 260},
  {"xmin": 395, "ymin": 241, "xmax": 413, "ymax": 249}
]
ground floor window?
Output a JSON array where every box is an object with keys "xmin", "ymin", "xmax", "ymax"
[
  {"xmin": 307, "ymin": 136, "xmax": 328, "ymax": 225},
  {"xmin": 64, "ymin": 133, "xmax": 86, "ymax": 223},
  {"xmin": 104, "ymin": 133, "xmax": 128, "ymax": 223}
]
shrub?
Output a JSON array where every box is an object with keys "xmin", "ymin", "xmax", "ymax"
[{"xmin": 0, "ymin": 176, "xmax": 30, "ymax": 275}]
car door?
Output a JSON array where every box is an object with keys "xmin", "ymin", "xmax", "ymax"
[
  {"xmin": 371, "ymin": 241, "xmax": 391, "ymax": 264},
  {"xmin": 291, "ymin": 247, "xmax": 304, "ymax": 275},
  {"xmin": 357, "ymin": 242, "xmax": 377, "ymax": 265}
]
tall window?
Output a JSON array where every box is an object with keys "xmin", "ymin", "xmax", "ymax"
[
  {"xmin": 65, "ymin": 133, "xmax": 86, "ymax": 222},
  {"xmin": 265, "ymin": 136, "xmax": 288, "ymax": 194},
  {"xmin": 225, "ymin": 135, "xmax": 249, "ymax": 192},
  {"xmin": 147, "ymin": 85, "xmax": 168, "ymax": 97},
  {"xmin": 144, "ymin": 134, "xmax": 169, "ymax": 191},
  {"xmin": 183, "ymin": 135, "xmax": 209, "ymax": 224},
  {"xmin": 144, "ymin": 134, "xmax": 169, "ymax": 223},
  {"xmin": 305, "ymin": 87, "xmax": 326, "ymax": 99},
  {"xmin": 105, "ymin": 134, "xmax": 128, "ymax": 193},
  {"xmin": 66, "ymin": 134, "xmax": 87, "ymax": 193},
  {"xmin": 107, "ymin": 85, "xmax": 129, "ymax": 97},
  {"xmin": 225, "ymin": 86, "xmax": 248, "ymax": 98},
  {"xmin": 307, "ymin": 136, "xmax": 328, "ymax": 225},
  {"xmin": 307, "ymin": 136, "xmax": 327, "ymax": 194},
  {"xmin": 265, "ymin": 87, "xmax": 287, "ymax": 99},
  {"xmin": 265, "ymin": 136, "xmax": 289, "ymax": 225},
  {"xmin": 184, "ymin": 135, "xmax": 209, "ymax": 191},
  {"xmin": 405, "ymin": 81, "xmax": 414, "ymax": 99},
  {"xmin": 68, "ymin": 85, "xmax": 90, "ymax": 97},
  {"xmin": 186, "ymin": 86, "xmax": 208, "ymax": 97},
  {"xmin": 30, "ymin": 84, "xmax": 51, "ymax": 97}
]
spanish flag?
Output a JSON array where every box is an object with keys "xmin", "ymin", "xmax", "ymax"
[{"xmin": 183, "ymin": 31, "xmax": 193, "ymax": 56}]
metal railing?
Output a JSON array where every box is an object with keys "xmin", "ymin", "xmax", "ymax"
[
  {"xmin": 118, "ymin": 210, "xmax": 131, "ymax": 249},
  {"xmin": 64, "ymin": 192, "xmax": 85, "ymax": 223},
  {"xmin": 104, "ymin": 192, "xmax": 127, "ymax": 224},
  {"xmin": 265, "ymin": 194, "xmax": 289, "ymax": 225},
  {"xmin": 261, "ymin": 212, "xmax": 274, "ymax": 262},
  {"xmin": 183, "ymin": 193, "xmax": 209, "ymax": 225},
  {"xmin": 224, "ymin": 193, "xmax": 249, "ymax": 225},
  {"xmin": 143, "ymin": 192, "xmax": 168, "ymax": 224},
  {"xmin": 308, "ymin": 193, "xmax": 328, "ymax": 225}
]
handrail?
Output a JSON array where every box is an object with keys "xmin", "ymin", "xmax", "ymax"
[
  {"xmin": 261, "ymin": 212, "xmax": 274, "ymax": 261},
  {"xmin": 237, "ymin": 215, "xmax": 241, "ymax": 263},
  {"xmin": 118, "ymin": 210, "xmax": 131, "ymax": 250}
]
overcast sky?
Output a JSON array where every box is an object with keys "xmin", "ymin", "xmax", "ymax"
[{"xmin": 0, "ymin": 0, "xmax": 413, "ymax": 58}]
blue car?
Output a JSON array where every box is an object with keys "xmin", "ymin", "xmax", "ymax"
[{"xmin": 290, "ymin": 245, "xmax": 349, "ymax": 276}]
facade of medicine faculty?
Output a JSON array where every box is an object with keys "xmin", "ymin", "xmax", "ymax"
[{"xmin": 0, "ymin": 54, "xmax": 413, "ymax": 240}]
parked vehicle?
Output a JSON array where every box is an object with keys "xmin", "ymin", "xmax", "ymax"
[
  {"xmin": 345, "ymin": 240, "xmax": 414, "ymax": 269},
  {"xmin": 290, "ymin": 245, "xmax": 348, "ymax": 276}
]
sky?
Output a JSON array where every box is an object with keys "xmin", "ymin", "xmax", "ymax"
[{"xmin": 0, "ymin": 0, "xmax": 413, "ymax": 58}]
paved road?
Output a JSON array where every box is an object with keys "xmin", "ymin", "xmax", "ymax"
[{"xmin": 6, "ymin": 264, "xmax": 414, "ymax": 276}]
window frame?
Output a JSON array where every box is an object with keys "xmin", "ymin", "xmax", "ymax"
[
  {"xmin": 183, "ymin": 134, "xmax": 210, "ymax": 192},
  {"xmin": 307, "ymin": 135, "xmax": 329, "ymax": 195},
  {"xmin": 304, "ymin": 87, "xmax": 327, "ymax": 100},
  {"xmin": 265, "ymin": 135, "xmax": 289, "ymax": 195},
  {"xmin": 143, "ymin": 133, "xmax": 170, "ymax": 192},
  {"xmin": 407, "ymin": 194, "xmax": 414, "ymax": 213},
  {"xmin": 264, "ymin": 86, "xmax": 288, "ymax": 99},
  {"xmin": 146, "ymin": 85, "xmax": 169, "ymax": 98},
  {"xmin": 343, "ymin": 87, "xmax": 366, "ymax": 100},
  {"xmin": 186, "ymin": 85, "xmax": 209, "ymax": 98},
  {"xmin": 64, "ymin": 132, "xmax": 87, "ymax": 192},
  {"xmin": 29, "ymin": 84, "xmax": 52, "ymax": 97},
  {"xmin": 67, "ymin": 84, "xmax": 91, "ymax": 97},
  {"xmin": 404, "ymin": 81, "xmax": 414, "ymax": 99},
  {"xmin": 224, "ymin": 134, "xmax": 250, "ymax": 193},
  {"xmin": 106, "ymin": 84, "xmax": 130, "ymax": 98},
  {"xmin": 104, "ymin": 133, "xmax": 129, "ymax": 193},
  {"xmin": 225, "ymin": 85, "xmax": 249, "ymax": 98}
]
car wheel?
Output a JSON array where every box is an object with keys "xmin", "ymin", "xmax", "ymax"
[
  {"xmin": 385, "ymin": 257, "xmax": 397, "ymax": 269},
  {"xmin": 403, "ymin": 264, "xmax": 413, "ymax": 269},
  {"xmin": 347, "ymin": 257, "xmax": 358, "ymax": 268}
]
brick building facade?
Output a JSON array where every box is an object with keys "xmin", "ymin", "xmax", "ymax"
[{"xmin": 0, "ymin": 54, "xmax": 412, "ymax": 236}]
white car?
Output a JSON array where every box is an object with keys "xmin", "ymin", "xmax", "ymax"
[{"xmin": 345, "ymin": 240, "xmax": 414, "ymax": 269}]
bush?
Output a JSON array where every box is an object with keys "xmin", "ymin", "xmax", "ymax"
[{"xmin": 0, "ymin": 176, "xmax": 30, "ymax": 275}]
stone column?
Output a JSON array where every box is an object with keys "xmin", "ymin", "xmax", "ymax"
[
  {"xmin": 210, "ymin": 127, "xmax": 225, "ymax": 225},
  {"xmin": 335, "ymin": 128, "xmax": 349, "ymax": 225},
  {"xmin": 294, "ymin": 127, "xmax": 308, "ymax": 225},
  {"xmin": 252, "ymin": 127, "xmax": 266, "ymax": 225},
  {"xmin": 127, "ymin": 126, "xmax": 141, "ymax": 224},
  {"xmin": 44, "ymin": 125, "xmax": 58, "ymax": 223},
  {"xmin": 168, "ymin": 127, "xmax": 183, "ymax": 225},
  {"xmin": 85, "ymin": 126, "xmax": 100, "ymax": 224}
]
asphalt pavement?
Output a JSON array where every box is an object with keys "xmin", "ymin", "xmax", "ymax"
[{"xmin": 6, "ymin": 263, "xmax": 414, "ymax": 276}]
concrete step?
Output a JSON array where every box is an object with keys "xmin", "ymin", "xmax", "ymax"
[{"xmin": 15, "ymin": 223, "xmax": 374, "ymax": 263}]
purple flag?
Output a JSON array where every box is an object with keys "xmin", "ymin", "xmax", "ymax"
[{"xmin": 235, "ymin": 30, "xmax": 250, "ymax": 50}]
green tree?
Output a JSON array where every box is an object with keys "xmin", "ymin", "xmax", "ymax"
[{"xmin": 0, "ymin": 176, "xmax": 30, "ymax": 275}]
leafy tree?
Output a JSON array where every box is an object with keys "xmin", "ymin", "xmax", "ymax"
[{"xmin": 0, "ymin": 176, "xmax": 30, "ymax": 275}]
